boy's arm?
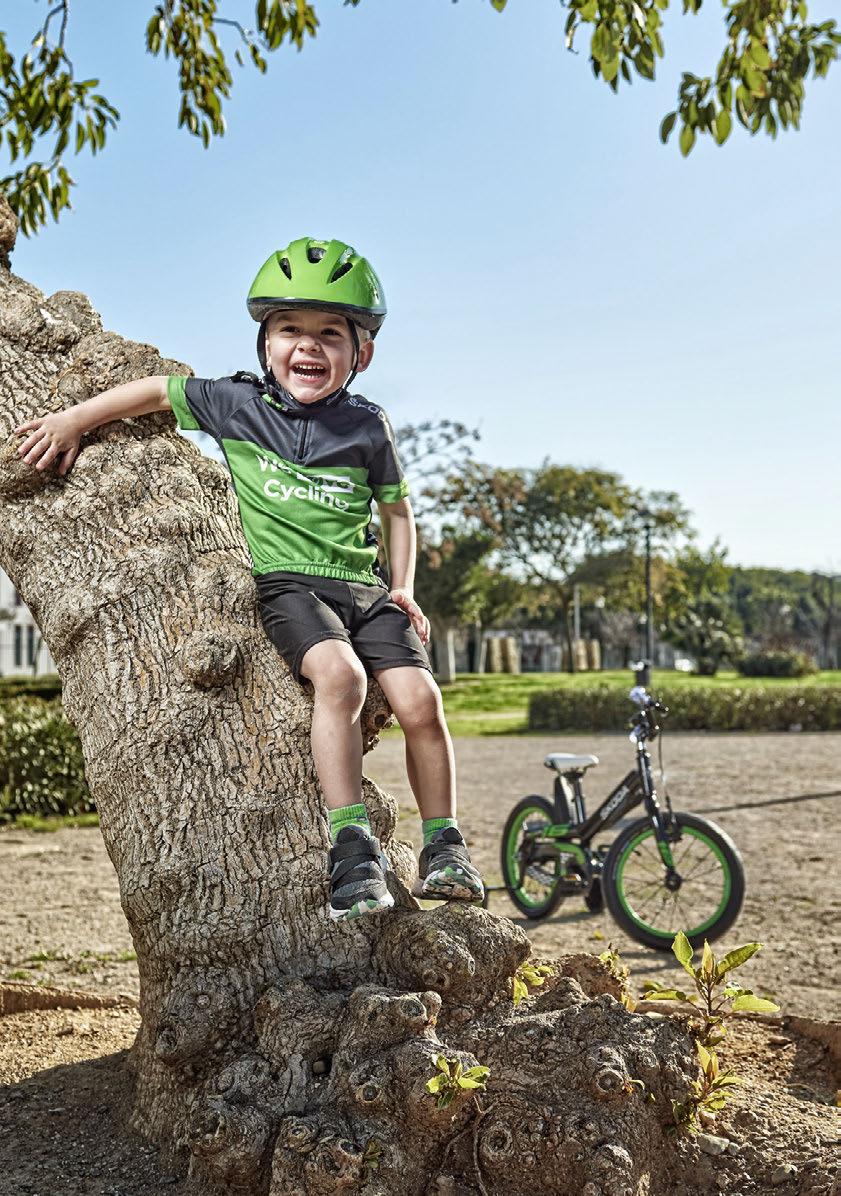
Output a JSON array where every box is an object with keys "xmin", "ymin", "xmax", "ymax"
[
  {"xmin": 378, "ymin": 497, "xmax": 430, "ymax": 645},
  {"xmin": 15, "ymin": 376, "xmax": 171, "ymax": 476}
]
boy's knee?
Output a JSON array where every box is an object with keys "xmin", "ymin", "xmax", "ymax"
[
  {"xmin": 310, "ymin": 651, "xmax": 368, "ymax": 709},
  {"xmin": 393, "ymin": 673, "xmax": 443, "ymax": 731}
]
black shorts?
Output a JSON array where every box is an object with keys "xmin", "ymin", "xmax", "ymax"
[{"xmin": 256, "ymin": 572, "xmax": 431, "ymax": 683}]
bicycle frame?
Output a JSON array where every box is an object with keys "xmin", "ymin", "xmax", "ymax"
[{"xmin": 542, "ymin": 704, "xmax": 677, "ymax": 868}]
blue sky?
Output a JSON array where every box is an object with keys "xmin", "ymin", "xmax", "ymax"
[{"xmin": 5, "ymin": 0, "xmax": 840, "ymax": 572}]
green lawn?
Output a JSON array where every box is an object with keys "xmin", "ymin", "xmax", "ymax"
[{"xmin": 427, "ymin": 670, "xmax": 841, "ymax": 737}]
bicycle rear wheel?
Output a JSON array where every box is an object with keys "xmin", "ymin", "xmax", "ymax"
[
  {"xmin": 603, "ymin": 811, "xmax": 745, "ymax": 950},
  {"xmin": 500, "ymin": 796, "xmax": 567, "ymax": 919}
]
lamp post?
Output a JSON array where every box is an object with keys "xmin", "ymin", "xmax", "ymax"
[{"xmin": 639, "ymin": 508, "xmax": 654, "ymax": 666}]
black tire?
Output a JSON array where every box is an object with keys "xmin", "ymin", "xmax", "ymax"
[
  {"xmin": 602, "ymin": 812, "xmax": 745, "ymax": 950},
  {"xmin": 500, "ymin": 795, "xmax": 567, "ymax": 920},
  {"xmin": 584, "ymin": 876, "xmax": 604, "ymax": 913}
]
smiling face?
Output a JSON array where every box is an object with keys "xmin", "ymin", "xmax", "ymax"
[{"xmin": 263, "ymin": 308, "xmax": 373, "ymax": 403}]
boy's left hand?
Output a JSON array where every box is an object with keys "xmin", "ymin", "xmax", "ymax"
[{"xmin": 390, "ymin": 588, "xmax": 430, "ymax": 645}]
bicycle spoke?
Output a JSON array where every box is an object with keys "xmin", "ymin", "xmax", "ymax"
[
  {"xmin": 672, "ymin": 836, "xmax": 702, "ymax": 871},
  {"xmin": 681, "ymin": 859, "xmax": 724, "ymax": 884},
  {"xmin": 627, "ymin": 853, "xmax": 664, "ymax": 880}
]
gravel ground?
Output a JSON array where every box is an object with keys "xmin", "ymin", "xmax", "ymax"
[
  {"xmin": 372, "ymin": 731, "xmax": 840, "ymax": 1020},
  {"xmin": 0, "ymin": 731, "xmax": 838, "ymax": 1016},
  {"xmin": 0, "ymin": 731, "xmax": 838, "ymax": 1196}
]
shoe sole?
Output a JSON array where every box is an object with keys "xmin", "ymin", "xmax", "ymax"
[
  {"xmin": 329, "ymin": 891, "xmax": 395, "ymax": 921},
  {"xmin": 412, "ymin": 876, "xmax": 485, "ymax": 903}
]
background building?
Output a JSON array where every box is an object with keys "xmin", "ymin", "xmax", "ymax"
[{"xmin": 0, "ymin": 569, "xmax": 56, "ymax": 676}]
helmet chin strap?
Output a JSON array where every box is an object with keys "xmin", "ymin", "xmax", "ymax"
[
  {"xmin": 342, "ymin": 320, "xmax": 361, "ymax": 394},
  {"xmin": 258, "ymin": 317, "xmax": 360, "ymax": 405}
]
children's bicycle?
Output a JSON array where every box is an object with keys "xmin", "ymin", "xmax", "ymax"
[{"xmin": 494, "ymin": 668, "xmax": 745, "ymax": 950}]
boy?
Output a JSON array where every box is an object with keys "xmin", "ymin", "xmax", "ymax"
[{"xmin": 15, "ymin": 236, "xmax": 484, "ymax": 921}]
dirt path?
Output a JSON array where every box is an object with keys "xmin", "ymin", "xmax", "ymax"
[
  {"xmin": 0, "ymin": 732, "xmax": 838, "ymax": 1195},
  {"xmin": 0, "ymin": 732, "xmax": 838, "ymax": 1016},
  {"xmin": 381, "ymin": 732, "xmax": 840, "ymax": 1021}
]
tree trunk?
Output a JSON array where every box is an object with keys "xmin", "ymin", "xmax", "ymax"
[
  {"xmin": 470, "ymin": 620, "xmax": 485, "ymax": 674},
  {"xmin": 0, "ymin": 200, "xmax": 701, "ymax": 1195},
  {"xmin": 431, "ymin": 618, "xmax": 456, "ymax": 686}
]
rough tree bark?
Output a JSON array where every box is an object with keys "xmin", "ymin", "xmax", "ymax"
[{"xmin": 0, "ymin": 199, "xmax": 701, "ymax": 1196}]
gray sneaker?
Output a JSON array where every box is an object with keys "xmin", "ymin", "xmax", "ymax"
[
  {"xmin": 328, "ymin": 825, "xmax": 395, "ymax": 921},
  {"xmin": 413, "ymin": 827, "xmax": 485, "ymax": 902}
]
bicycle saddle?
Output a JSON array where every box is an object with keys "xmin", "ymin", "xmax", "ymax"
[{"xmin": 544, "ymin": 753, "xmax": 599, "ymax": 773}]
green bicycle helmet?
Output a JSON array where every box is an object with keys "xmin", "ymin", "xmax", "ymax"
[{"xmin": 247, "ymin": 237, "xmax": 387, "ymax": 335}]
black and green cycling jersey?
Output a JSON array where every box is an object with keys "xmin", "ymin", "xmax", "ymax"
[{"xmin": 167, "ymin": 375, "xmax": 409, "ymax": 583}]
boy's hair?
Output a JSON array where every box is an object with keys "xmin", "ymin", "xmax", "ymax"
[{"xmin": 264, "ymin": 309, "xmax": 371, "ymax": 343}]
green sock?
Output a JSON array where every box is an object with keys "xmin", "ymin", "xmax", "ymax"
[
  {"xmin": 328, "ymin": 803, "xmax": 371, "ymax": 843},
  {"xmin": 422, "ymin": 817, "xmax": 458, "ymax": 847}
]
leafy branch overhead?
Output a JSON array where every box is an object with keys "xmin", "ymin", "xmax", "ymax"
[{"xmin": 2, "ymin": 0, "xmax": 839, "ymax": 235}]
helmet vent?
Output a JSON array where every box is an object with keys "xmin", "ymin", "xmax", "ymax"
[
  {"xmin": 278, "ymin": 256, "xmax": 292, "ymax": 280},
  {"xmin": 330, "ymin": 261, "xmax": 353, "ymax": 283},
  {"xmin": 307, "ymin": 245, "xmax": 326, "ymax": 263}
]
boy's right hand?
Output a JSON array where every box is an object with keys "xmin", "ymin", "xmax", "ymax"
[{"xmin": 15, "ymin": 411, "xmax": 83, "ymax": 476}]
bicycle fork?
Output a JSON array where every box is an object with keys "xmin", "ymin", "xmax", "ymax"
[{"xmin": 638, "ymin": 742, "xmax": 679, "ymax": 876}]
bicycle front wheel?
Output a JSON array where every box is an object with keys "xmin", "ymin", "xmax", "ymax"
[
  {"xmin": 500, "ymin": 795, "xmax": 567, "ymax": 920},
  {"xmin": 603, "ymin": 812, "xmax": 745, "ymax": 950}
]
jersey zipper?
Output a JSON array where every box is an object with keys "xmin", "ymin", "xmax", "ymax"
[{"xmin": 294, "ymin": 418, "xmax": 311, "ymax": 463}]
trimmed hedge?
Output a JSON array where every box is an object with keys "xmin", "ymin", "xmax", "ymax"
[
  {"xmin": 528, "ymin": 684, "xmax": 841, "ymax": 733},
  {"xmin": 737, "ymin": 650, "xmax": 818, "ymax": 678},
  {"xmin": 0, "ymin": 697, "xmax": 93, "ymax": 819},
  {"xmin": 0, "ymin": 673, "xmax": 62, "ymax": 700}
]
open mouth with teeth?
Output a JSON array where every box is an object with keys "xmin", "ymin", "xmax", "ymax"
[{"xmin": 292, "ymin": 362, "xmax": 329, "ymax": 382}]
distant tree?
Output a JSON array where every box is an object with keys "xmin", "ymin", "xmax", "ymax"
[
  {"xmin": 413, "ymin": 530, "xmax": 493, "ymax": 683},
  {"xmin": 443, "ymin": 462, "xmax": 688, "ymax": 672},
  {"xmin": 810, "ymin": 571, "xmax": 838, "ymax": 668},
  {"xmin": 727, "ymin": 565, "xmax": 834, "ymax": 660},
  {"xmin": 661, "ymin": 543, "xmax": 743, "ymax": 674},
  {"xmin": 392, "ymin": 419, "xmax": 490, "ymax": 680},
  {"xmin": 395, "ymin": 418, "xmax": 480, "ymax": 530},
  {"xmin": 570, "ymin": 546, "xmax": 687, "ymax": 667},
  {"xmin": 2, "ymin": 0, "xmax": 839, "ymax": 233}
]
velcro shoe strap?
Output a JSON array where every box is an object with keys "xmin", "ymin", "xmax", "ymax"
[
  {"xmin": 330, "ymin": 836, "xmax": 382, "ymax": 864},
  {"xmin": 426, "ymin": 838, "xmax": 465, "ymax": 863},
  {"xmin": 331, "ymin": 856, "xmax": 381, "ymax": 886}
]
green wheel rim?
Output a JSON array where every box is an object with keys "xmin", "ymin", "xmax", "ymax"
[
  {"xmin": 614, "ymin": 825, "xmax": 732, "ymax": 939},
  {"xmin": 504, "ymin": 804, "xmax": 560, "ymax": 910}
]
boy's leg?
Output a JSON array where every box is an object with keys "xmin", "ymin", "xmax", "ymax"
[
  {"xmin": 299, "ymin": 639, "xmax": 367, "ymax": 814},
  {"xmin": 372, "ymin": 666, "xmax": 455, "ymax": 819},
  {"xmin": 300, "ymin": 639, "xmax": 394, "ymax": 920},
  {"xmin": 374, "ymin": 666, "xmax": 483, "ymax": 902}
]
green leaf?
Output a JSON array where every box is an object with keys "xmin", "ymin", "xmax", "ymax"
[
  {"xmin": 660, "ymin": 111, "xmax": 678, "ymax": 142},
  {"xmin": 458, "ymin": 1077, "xmax": 484, "ymax": 1089},
  {"xmin": 435, "ymin": 1055, "xmax": 450, "ymax": 1075},
  {"xmin": 700, "ymin": 941, "xmax": 715, "ymax": 978},
  {"xmin": 713, "ymin": 107, "xmax": 732, "ymax": 145},
  {"xmin": 426, "ymin": 1074, "xmax": 446, "ymax": 1093},
  {"xmin": 731, "ymin": 994, "xmax": 780, "ymax": 1014},
  {"xmin": 490, "ymin": 0, "xmax": 508, "ymax": 10},
  {"xmin": 643, "ymin": 989, "xmax": 683, "ymax": 1001},
  {"xmin": 462, "ymin": 1066, "xmax": 490, "ymax": 1082},
  {"xmin": 749, "ymin": 40, "xmax": 771, "ymax": 70},
  {"xmin": 602, "ymin": 55, "xmax": 620, "ymax": 83},
  {"xmin": 715, "ymin": 942, "xmax": 761, "ymax": 979},
  {"xmin": 672, "ymin": 931, "xmax": 695, "ymax": 977},
  {"xmin": 696, "ymin": 1042, "xmax": 712, "ymax": 1072}
]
